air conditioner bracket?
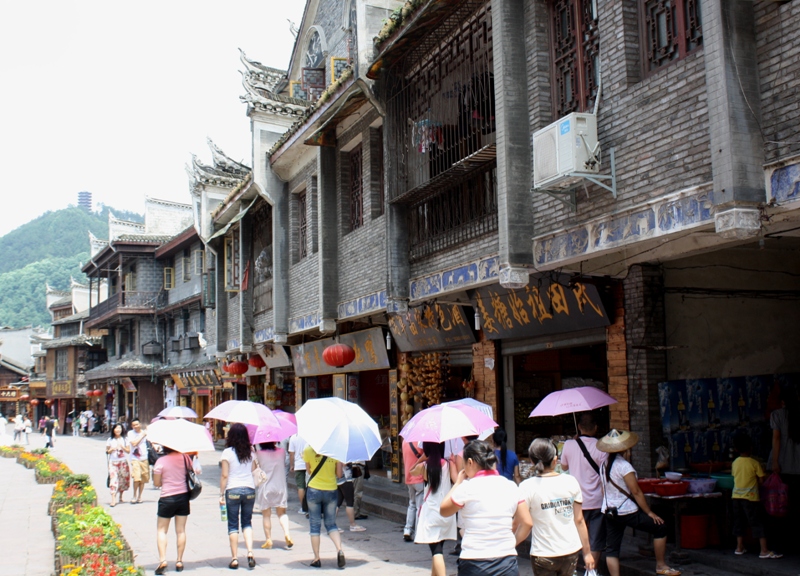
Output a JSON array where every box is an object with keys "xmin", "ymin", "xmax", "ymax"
[{"xmin": 532, "ymin": 147, "xmax": 617, "ymax": 211}]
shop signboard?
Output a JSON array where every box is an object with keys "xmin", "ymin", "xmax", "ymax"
[
  {"xmin": 471, "ymin": 276, "xmax": 609, "ymax": 340},
  {"xmin": 346, "ymin": 374, "xmax": 359, "ymax": 403},
  {"xmin": 388, "ymin": 370, "xmax": 400, "ymax": 483},
  {"xmin": 121, "ymin": 377, "xmax": 137, "ymax": 392},
  {"xmin": 0, "ymin": 387, "xmax": 19, "ymax": 400},
  {"xmin": 47, "ymin": 380, "xmax": 75, "ymax": 398},
  {"xmin": 333, "ymin": 374, "xmax": 346, "ymax": 400},
  {"xmin": 290, "ymin": 328, "xmax": 390, "ymax": 377},
  {"xmin": 388, "ymin": 303, "xmax": 476, "ymax": 352},
  {"xmin": 258, "ymin": 344, "xmax": 292, "ymax": 369}
]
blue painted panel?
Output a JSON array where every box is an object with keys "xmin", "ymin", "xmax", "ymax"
[{"xmin": 771, "ymin": 163, "xmax": 800, "ymax": 203}]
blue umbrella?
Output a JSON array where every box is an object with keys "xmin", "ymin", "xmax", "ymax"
[{"xmin": 296, "ymin": 397, "xmax": 381, "ymax": 462}]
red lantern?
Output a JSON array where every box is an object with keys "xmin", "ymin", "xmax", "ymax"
[
  {"xmin": 30, "ymin": 398, "xmax": 39, "ymax": 406},
  {"xmin": 225, "ymin": 360, "xmax": 249, "ymax": 375},
  {"xmin": 248, "ymin": 355, "xmax": 266, "ymax": 369},
  {"xmin": 20, "ymin": 394, "xmax": 30, "ymax": 401},
  {"xmin": 322, "ymin": 343, "xmax": 356, "ymax": 368},
  {"xmin": 91, "ymin": 389, "xmax": 101, "ymax": 397},
  {"xmin": 44, "ymin": 399, "xmax": 53, "ymax": 406}
]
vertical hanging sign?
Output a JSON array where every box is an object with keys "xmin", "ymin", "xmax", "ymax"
[
  {"xmin": 346, "ymin": 374, "xmax": 359, "ymax": 403},
  {"xmin": 306, "ymin": 377, "xmax": 318, "ymax": 400},
  {"xmin": 389, "ymin": 369, "xmax": 400, "ymax": 483},
  {"xmin": 333, "ymin": 374, "xmax": 346, "ymax": 400}
]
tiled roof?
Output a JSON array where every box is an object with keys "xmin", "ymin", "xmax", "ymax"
[
  {"xmin": 85, "ymin": 356, "xmax": 160, "ymax": 380},
  {"xmin": 51, "ymin": 309, "xmax": 90, "ymax": 326},
  {"xmin": 113, "ymin": 234, "xmax": 174, "ymax": 244},
  {"xmin": 49, "ymin": 296, "xmax": 73, "ymax": 309},
  {"xmin": 42, "ymin": 334, "xmax": 102, "ymax": 350}
]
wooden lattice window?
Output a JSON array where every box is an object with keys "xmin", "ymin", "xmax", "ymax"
[
  {"xmin": 224, "ymin": 231, "xmax": 240, "ymax": 291},
  {"xmin": 298, "ymin": 191, "xmax": 308, "ymax": 261},
  {"xmin": 640, "ymin": 0, "xmax": 702, "ymax": 75},
  {"xmin": 302, "ymin": 67, "xmax": 326, "ymax": 102},
  {"xmin": 56, "ymin": 349, "xmax": 69, "ymax": 380},
  {"xmin": 551, "ymin": 0, "xmax": 600, "ymax": 118},
  {"xmin": 376, "ymin": 127, "xmax": 384, "ymax": 217},
  {"xmin": 349, "ymin": 145, "xmax": 364, "ymax": 231}
]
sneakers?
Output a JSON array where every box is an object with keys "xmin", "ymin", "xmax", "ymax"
[
  {"xmin": 403, "ymin": 533, "xmax": 413, "ymax": 542},
  {"xmin": 759, "ymin": 551, "xmax": 783, "ymax": 559},
  {"xmin": 349, "ymin": 525, "xmax": 366, "ymax": 532}
]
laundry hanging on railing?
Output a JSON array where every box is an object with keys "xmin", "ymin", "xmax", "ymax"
[{"xmin": 412, "ymin": 118, "xmax": 444, "ymax": 153}]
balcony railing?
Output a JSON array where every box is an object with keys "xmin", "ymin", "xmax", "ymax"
[{"xmin": 89, "ymin": 291, "xmax": 167, "ymax": 321}]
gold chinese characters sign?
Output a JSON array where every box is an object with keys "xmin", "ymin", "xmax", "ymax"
[
  {"xmin": 290, "ymin": 327, "xmax": 390, "ymax": 378},
  {"xmin": 0, "ymin": 387, "xmax": 20, "ymax": 400},
  {"xmin": 471, "ymin": 276, "xmax": 609, "ymax": 340},
  {"xmin": 388, "ymin": 304, "xmax": 476, "ymax": 352},
  {"xmin": 47, "ymin": 380, "xmax": 75, "ymax": 398}
]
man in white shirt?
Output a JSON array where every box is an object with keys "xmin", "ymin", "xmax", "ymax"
[
  {"xmin": 560, "ymin": 412, "xmax": 608, "ymax": 567},
  {"xmin": 126, "ymin": 417, "xmax": 150, "ymax": 503},
  {"xmin": 288, "ymin": 434, "xmax": 308, "ymax": 513}
]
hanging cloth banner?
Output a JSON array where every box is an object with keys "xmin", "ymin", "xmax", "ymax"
[{"xmin": 471, "ymin": 275, "xmax": 609, "ymax": 340}]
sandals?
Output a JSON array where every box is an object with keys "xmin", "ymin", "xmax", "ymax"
[
  {"xmin": 261, "ymin": 539, "xmax": 272, "ymax": 549},
  {"xmin": 734, "ymin": 549, "xmax": 746, "ymax": 555},
  {"xmin": 175, "ymin": 561, "xmax": 184, "ymax": 572},
  {"xmin": 759, "ymin": 551, "xmax": 783, "ymax": 559},
  {"xmin": 247, "ymin": 554, "xmax": 256, "ymax": 569},
  {"xmin": 229, "ymin": 559, "xmax": 239, "ymax": 570},
  {"xmin": 310, "ymin": 560, "xmax": 321, "ymax": 568},
  {"xmin": 349, "ymin": 525, "xmax": 366, "ymax": 532},
  {"xmin": 655, "ymin": 569, "xmax": 681, "ymax": 576},
  {"xmin": 155, "ymin": 562, "xmax": 168, "ymax": 575},
  {"xmin": 337, "ymin": 550, "xmax": 346, "ymax": 569},
  {"xmin": 285, "ymin": 536, "xmax": 294, "ymax": 549}
]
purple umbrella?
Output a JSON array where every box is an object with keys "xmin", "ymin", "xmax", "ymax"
[
  {"xmin": 246, "ymin": 410, "xmax": 298, "ymax": 444},
  {"xmin": 529, "ymin": 386, "xmax": 618, "ymax": 431}
]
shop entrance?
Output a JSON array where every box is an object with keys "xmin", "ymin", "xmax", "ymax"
[{"xmin": 506, "ymin": 343, "xmax": 609, "ymax": 453}]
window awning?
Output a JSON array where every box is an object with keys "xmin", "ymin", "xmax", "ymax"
[{"xmin": 208, "ymin": 197, "xmax": 259, "ymax": 240}]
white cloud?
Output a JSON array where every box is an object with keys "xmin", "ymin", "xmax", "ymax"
[{"xmin": 0, "ymin": 0, "xmax": 304, "ymax": 236}]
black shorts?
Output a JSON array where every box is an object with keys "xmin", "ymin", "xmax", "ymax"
[
  {"xmin": 429, "ymin": 541, "xmax": 445, "ymax": 556},
  {"xmin": 605, "ymin": 510, "xmax": 667, "ymax": 558},
  {"xmin": 337, "ymin": 481, "xmax": 355, "ymax": 508},
  {"xmin": 458, "ymin": 556, "xmax": 518, "ymax": 576},
  {"xmin": 732, "ymin": 498, "xmax": 764, "ymax": 538},
  {"xmin": 157, "ymin": 493, "xmax": 190, "ymax": 518},
  {"xmin": 583, "ymin": 509, "xmax": 606, "ymax": 552}
]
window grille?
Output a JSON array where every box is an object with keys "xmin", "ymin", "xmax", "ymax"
[
  {"xmin": 350, "ymin": 145, "xmax": 364, "ymax": 231},
  {"xmin": 641, "ymin": 0, "xmax": 702, "ymax": 75},
  {"xmin": 409, "ymin": 163, "xmax": 498, "ymax": 261},
  {"xmin": 376, "ymin": 127, "xmax": 385, "ymax": 217},
  {"xmin": 194, "ymin": 250, "xmax": 205, "ymax": 275},
  {"xmin": 302, "ymin": 67, "xmax": 326, "ymax": 102},
  {"xmin": 298, "ymin": 192, "xmax": 308, "ymax": 261},
  {"xmin": 551, "ymin": 0, "xmax": 599, "ymax": 118},
  {"xmin": 224, "ymin": 231, "xmax": 240, "ymax": 291},
  {"xmin": 182, "ymin": 257, "xmax": 191, "ymax": 282},
  {"xmin": 164, "ymin": 267, "xmax": 175, "ymax": 290},
  {"xmin": 55, "ymin": 349, "xmax": 68, "ymax": 381}
]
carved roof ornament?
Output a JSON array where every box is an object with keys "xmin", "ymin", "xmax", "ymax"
[
  {"xmin": 186, "ymin": 140, "xmax": 252, "ymax": 194},
  {"xmin": 239, "ymin": 49, "xmax": 310, "ymax": 115},
  {"xmin": 89, "ymin": 231, "xmax": 109, "ymax": 258},
  {"xmin": 239, "ymin": 48, "xmax": 286, "ymax": 93},
  {"xmin": 207, "ymin": 138, "xmax": 250, "ymax": 176}
]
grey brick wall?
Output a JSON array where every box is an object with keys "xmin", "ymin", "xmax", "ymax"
[
  {"xmin": 254, "ymin": 309, "xmax": 274, "ymax": 332},
  {"xmin": 755, "ymin": 1, "xmax": 800, "ymax": 164},
  {"xmin": 410, "ymin": 235, "xmax": 499, "ymax": 281},
  {"xmin": 289, "ymin": 254, "xmax": 320, "ymax": 320},
  {"xmin": 226, "ymin": 291, "xmax": 241, "ymax": 347},
  {"xmin": 131, "ymin": 257, "xmax": 162, "ymax": 293}
]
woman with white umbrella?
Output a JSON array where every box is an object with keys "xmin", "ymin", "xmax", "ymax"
[{"xmin": 303, "ymin": 444, "xmax": 346, "ymax": 568}]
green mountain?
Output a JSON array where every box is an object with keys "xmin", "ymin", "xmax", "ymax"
[{"xmin": 0, "ymin": 204, "xmax": 143, "ymax": 327}]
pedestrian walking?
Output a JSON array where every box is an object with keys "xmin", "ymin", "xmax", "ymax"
[
  {"xmin": 303, "ymin": 443, "xmax": 346, "ymax": 568},
  {"xmin": 254, "ymin": 441, "xmax": 294, "ymax": 550},
  {"xmin": 596, "ymin": 429, "xmax": 681, "ymax": 576},
  {"xmin": 441, "ymin": 440, "xmax": 533, "ymax": 576},
  {"xmin": 351, "ymin": 460, "xmax": 368, "ymax": 520},
  {"xmin": 106, "ymin": 423, "xmax": 131, "ymax": 507},
  {"xmin": 13, "ymin": 414, "xmax": 24, "ymax": 442},
  {"xmin": 521, "ymin": 438, "xmax": 594, "ymax": 576},
  {"xmin": 23, "ymin": 415, "xmax": 32, "ymax": 445},
  {"xmin": 219, "ymin": 423, "xmax": 257, "ymax": 569},
  {"xmin": 288, "ymin": 434, "xmax": 308, "ymax": 514},
  {"xmin": 127, "ymin": 417, "xmax": 150, "ymax": 503},
  {"xmin": 44, "ymin": 416, "xmax": 56, "ymax": 449},
  {"xmin": 410, "ymin": 442, "xmax": 457, "ymax": 576},
  {"xmin": 492, "ymin": 428, "xmax": 521, "ymax": 484},
  {"xmin": 560, "ymin": 411, "xmax": 608, "ymax": 567},
  {"xmin": 39, "ymin": 416, "xmax": 46, "ymax": 435},
  {"xmin": 153, "ymin": 447, "xmax": 193, "ymax": 574},
  {"xmin": 402, "ymin": 440, "xmax": 425, "ymax": 542},
  {"xmin": 337, "ymin": 463, "xmax": 366, "ymax": 532}
]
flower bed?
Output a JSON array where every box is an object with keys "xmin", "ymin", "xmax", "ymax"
[
  {"xmin": 36, "ymin": 459, "xmax": 72, "ymax": 484},
  {"xmin": 59, "ymin": 553, "xmax": 143, "ymax": 576},
  {"xmin": 0, "ymin": 444, "xmax": 24, "ymax": 458},
  {"xmin": 17, "ymin": 450, "xmax": 48, "ymax": 468},
  {"xmin": 49, "ymin": 475, "xmax": 97, "ymax": 516},
  {"xmin": 55, "ymin": 506, "xmax": 134, "ymax": 569}
]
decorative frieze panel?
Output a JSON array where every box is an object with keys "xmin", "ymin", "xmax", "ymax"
[
  {"xmin": 339, "ymin": 290, "xmax": 388, "ymax": 320},
  {"xmin": 409, "ymin": 255, "xmax": 499, "ymax": 301}
]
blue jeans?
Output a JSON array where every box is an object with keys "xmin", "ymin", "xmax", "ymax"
[
  {"xmin": 225, "ymin": 487, "xmax": 256, "ymax": 535},
  {"xmin": 306, "ymin": 487, "xmax": 338, "ymax": 536}
]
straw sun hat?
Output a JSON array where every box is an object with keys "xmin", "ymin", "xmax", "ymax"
[{"xmin": 596, "ymin": 429, "xmax": 640, "ymax": 453}]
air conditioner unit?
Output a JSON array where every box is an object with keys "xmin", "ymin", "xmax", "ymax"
[{"xmin": 532, "ymin": 112, "xmax": 599, "ymax": 190}]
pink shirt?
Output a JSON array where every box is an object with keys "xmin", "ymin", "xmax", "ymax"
[
  {"xmin": 154, "ymin": 452, "xmax": 190, "ymax": 498},
  {"xmin": 403, "ymin": 441, "xmax": 424, "ymax": 484},
  {"xmin": 560, "ymin": 437, "xmax": 607, "ymax": 510}
]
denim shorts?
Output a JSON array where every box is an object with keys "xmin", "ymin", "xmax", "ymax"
[
  {"xmin": 225, "ymin": 487, "xmax": 256, "ymax": 535},
  {"xmin": 306, "ymin": 487, "xmax": 338, "ymax": 536}
]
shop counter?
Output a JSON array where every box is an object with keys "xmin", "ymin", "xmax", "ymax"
[{"xmin": 646, "ymin": 492, "xmax": 723, "ymax": 561}]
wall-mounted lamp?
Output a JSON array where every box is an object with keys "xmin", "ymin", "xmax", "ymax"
[
  {"xmin": 474, "ymin": 309, "xmax": 481, "ymax": 331},
  {"xmin": 385, "ymin": 331, "xmax": 392, "ymax": 350}
]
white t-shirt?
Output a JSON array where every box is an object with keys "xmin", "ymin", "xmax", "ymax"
[
  {"xmin": 560, "ymin": 437, "xmax": 607, "ymax": 510},
  {"xmin": 600, "ymin": 456, "xmax": 638, "ymax": 516},
  {"xmin": 521, "ymin": 474, "xmax": 583, "ymax": 557},
  {"xmin": 221, "ymin": 447, "xmax": 255, "ymax": 490},
  {"xmin": 106, "ymin": 437, "xmax": 129, "ymax": 463},
  {"xmin": 126, "ymin": 430, "xmax": 149, "ymax": 461},
  {"xmin": 288, "ymin": 435, "xmax": 307, "ymax": 472},
  {"xmin": 450, "ymin": 472, "xmax": 523, "ymax": 560}
]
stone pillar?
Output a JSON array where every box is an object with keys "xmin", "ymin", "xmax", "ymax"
[
  {"xmin": 623, "ymin": 265, "xmax": 667, "ymax": 475},
  {"xmin": 606, "ymin": 282, "xmax": 630, "ymax": 431},
  {"xmin": 267, "ymin": 168, "xmax": 289, "ymax": 343},
  {"xmin": 318, "ymin": 147, "xmax": 338, "ymax": 332},
  {"xmin": 239, "ymin": 216, "xmax": 253, "ymax": 350},
  {"xmin": 703, "ymin": 0, "xmax": 765, "ymax": 239},
  {"xmin": 492, "ymin": 0, "xmax": 534, "ymax": 289}
]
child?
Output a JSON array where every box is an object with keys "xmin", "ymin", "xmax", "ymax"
[{"xmin": 731, "ymin": 432, "xmax": 781, "ymax": 559}]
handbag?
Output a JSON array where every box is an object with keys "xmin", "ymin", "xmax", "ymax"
[
  {"xmin": 301, "ymin": 456, "xmax": 328, "ymax": 511},
  {"xmin": 253, "ymin": 458, "xmax": 268, "ymax": 488},
  {"xmin": 184, "ymin": 455, "xmax": 202, "ymax": 500},
  {"xmin": 762, "ymin": 473, "xmax": 789, "ymax": 517},
  {"xmin": 147, "ymin": 440, "xmax": 159, "ymax": 466},
  {"xmin": 350, "ymin": 463, "xmax": 363, "ymax": 478}
]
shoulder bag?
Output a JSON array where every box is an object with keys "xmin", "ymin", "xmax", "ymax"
[
  {"xmin": 576, "ymin": 437, "xmax": 601, "ymax": 475},
  {"xmin": 600, "ymin": 460, "xmax": 633, "ymax": 519},
  {"xmin": 301, "ymin": 455, "xmax": 328, "ymax": 510},
  {"xmin": 184, "ymin": 454, "xmax": 202, "ymax": 500},
  {"xmin": 252, "ymin": 453, "xmax": 268, "ymax": 488}
]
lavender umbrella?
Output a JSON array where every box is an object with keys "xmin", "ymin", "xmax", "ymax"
[{"xmin": 529, "ymin": 386, "xmax": 618, "ymax": 431}]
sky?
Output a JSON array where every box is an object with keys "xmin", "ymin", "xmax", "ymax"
[{"xmin": 0, "ymin": 1, "xmax": 305, "ymax": 237}]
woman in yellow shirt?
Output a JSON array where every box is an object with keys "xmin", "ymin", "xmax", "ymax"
[{"xmin": 303, "ymin": 445, "xmax": 346, "ymax": 568}]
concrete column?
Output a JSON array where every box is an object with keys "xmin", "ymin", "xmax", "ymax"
[
  {"xmin": 703, "ymin": 0, "xmax": 765, "ymax": 239},
  {"xmin": 239, "ymin": 216, "xmax": 253, "ymax": 350},
  {"xmin": 267, "ymin": 168, "xmax": 289, "ymax": 343},
  {"xmin": 214, "ymin": 246, "xmax": 227, "ymax": 353},
  {"xmin": 492, "ymin": 0, "xmax": 534, "ymax": 289},
  {"xmin": 318, "ymin": 147, "xmax": 339, "ymax": 332},
  {"xmin": 623, "ymin": 265, "xmax": 667, "ymax": 476}
]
